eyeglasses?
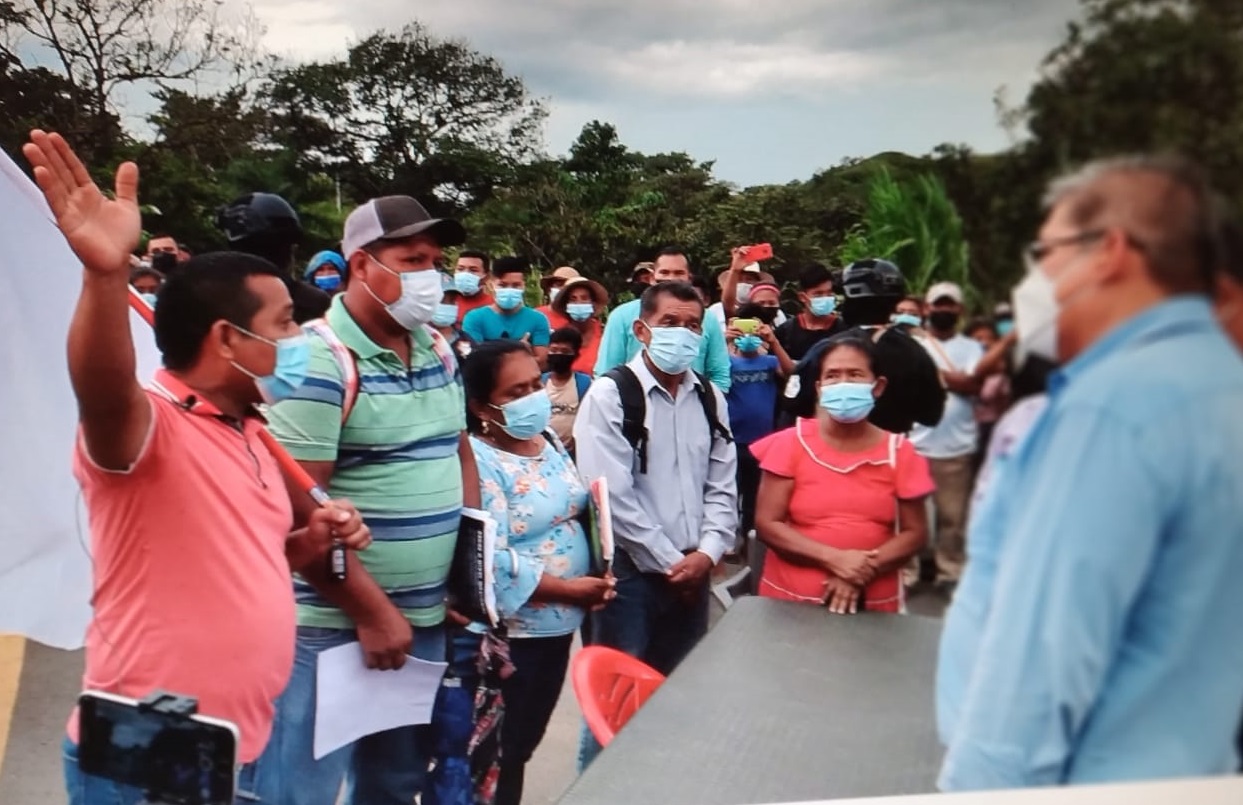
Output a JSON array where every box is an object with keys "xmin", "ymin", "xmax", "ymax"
[{"xmin": 1023, "ymin": 230, "xmax": 1106, "ymax": 264}]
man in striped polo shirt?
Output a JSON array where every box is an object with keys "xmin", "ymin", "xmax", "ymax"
[{"xmin": 252, "ymin": 196, "xmax": 481, "ymax": 805}]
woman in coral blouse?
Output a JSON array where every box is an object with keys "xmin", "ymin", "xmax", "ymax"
[{"xmin": 753, "ymin": 334, "xmax": 934, "ymax": 614}]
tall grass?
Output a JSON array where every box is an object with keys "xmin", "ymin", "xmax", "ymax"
[{"xmin": 837, "ymin": 168, "xmax": 972, "ymax": 304}]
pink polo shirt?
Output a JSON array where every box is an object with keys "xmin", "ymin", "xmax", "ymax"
[{"xmin": 67, "ymin": 370, "xmax": 296, "ymax": 762}]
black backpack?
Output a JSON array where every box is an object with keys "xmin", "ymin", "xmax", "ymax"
[{"xmin": 603, "ymin": 366, "xmax": 733, "ymax": 474}]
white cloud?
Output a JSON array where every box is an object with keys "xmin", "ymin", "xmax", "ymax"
[
  {"xmin": 251, "ymin": 0, "xmax": 356, "ymax": 58},
  {"xmin": 600, "ymin": 39, "xmax": 889, "ymax": 99},
  {"xmin": 243, "ymin": 0, "xmax": 1083, "ymax": 183}
]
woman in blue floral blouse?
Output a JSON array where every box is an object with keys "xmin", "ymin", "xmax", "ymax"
[{"xmin": 463, "ymin": 339, "xmax": 616, "ymax": 805}]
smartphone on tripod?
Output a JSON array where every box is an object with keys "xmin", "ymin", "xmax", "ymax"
[{"xmin": 77, "ymin": 691, "xmax": 239, "ymax": 805}]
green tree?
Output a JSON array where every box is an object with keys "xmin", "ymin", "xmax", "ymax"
[
  {"xmin": 1020, "ymin": 0, "xmax": 1243, "ymax": 193},
  {"xmin": 6, "ymin": 0, "xmax": 256, "ymax": 162},
  {"xmin": 133, "ymin": 88, "xmax": 343, "ymax": 258},
  {"xmin": 263, "ymin": 22, "xmax": 547, "ymax": 215},
  {"xmin": 0, "ymin": 54, "xmax": 118, "ymax": 167},
  {"xmin": 467, "ymin": 122, "xmax": 732, "ymax": 292}
]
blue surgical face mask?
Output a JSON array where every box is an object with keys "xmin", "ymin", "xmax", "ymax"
[
  {"xmin": 891, "ymin": 313, "xmax": 922, "ymax": 328},
  {"xmin": 995, "ymin": 318, "xmax": 1014, "ymax": 337},
  {"xmin": 432, "ymin": 303, "xmax": 459, "ymax": 328},
  {"xmin": 495, "ymin": 287, "xmax": 525, "ymax": 311},
  {"xmin": 313, "ymin": 273, "xmax": 342, "ymax": 292},
  {"xmin": 567, "ymin": 302, "xmax": 594, "ymax": 322},
  {"xmin": 140, "ymin": 292, "xmax": 158, "ymax": 308},
  {"xmin": 736, "ymin": 334, "xmax": 763, "ymax": 354},
  {"xmin": 490, "ymin": 389, "xmax": 552, "ymax": 440},
  {"xmin": 455, "ymin": 271, "xmax": 481, "ymax": 295},
  {"xmin": 230, "ymin": 325, "xmax": 310, "ymax": 405},
  {"xmin": 819, "ymin": 381, "xmax": 876, "ymax": 424},
  {"xmin": 642, "ymin": 322, "xmax": 703, "ymax": 375},
  {"xmin": 808, "ymin": 296, "xmax": 836, "ymax": 317}
]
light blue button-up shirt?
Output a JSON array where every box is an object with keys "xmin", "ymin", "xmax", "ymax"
[
  {"xmin": 573, "ymin": 355, "xmax": 739, "ymax": 573},
  {"xmin": 593, "ymin": 298, "xmax": 733, "ymax": 391},
  {"xmin": 937, "ymin": 297, "xmax": 1243, "ymax": 790}
]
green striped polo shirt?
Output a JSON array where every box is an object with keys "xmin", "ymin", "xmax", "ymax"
[{"xmin": 266, "ymin": 295, "xmax": 465, "ymax": 628}]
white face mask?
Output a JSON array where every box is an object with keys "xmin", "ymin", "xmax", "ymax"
[
  {"xmin": 1012, "ymin": 266, "xmax": 1059, "ymax": 363},
  {"xmin": 736, "ymin": 282, "xmax": 753, "ymax": 304},
  {"xmin": 364, "ymin": 256, "xmax": 444, "ymax": 330}
]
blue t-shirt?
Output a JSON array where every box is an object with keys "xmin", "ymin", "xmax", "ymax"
[
  {"xmin": 462, "ymin": 305, "xmax": 551, "ymax": 346},
  {"xmin": 727, "ymin": 353, "xmax": 780, "ymax": 445}
]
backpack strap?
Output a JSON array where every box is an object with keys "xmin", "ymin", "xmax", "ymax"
[
  {"xmin": 604, "ymin": 366, "xmax": 649, "ymax": 474},
  {"xmin": 888, "ymin": 432, "xmax": 900, "ymax": 469},
  {"xmin": 693, "ymin": 372, "xmax": 733, "ymax": 446},
  {"xmin": 574, "ymin": 372, "xmax": 592, "ymax": 401},
  {"xmin": 304, "ymin": 318, "xmax": 359, "ymax": 424}
]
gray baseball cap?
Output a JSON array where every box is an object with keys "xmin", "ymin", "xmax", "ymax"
[{"xmin": 341, "ymin": 196, "xmax": 466, "ymax": 257}]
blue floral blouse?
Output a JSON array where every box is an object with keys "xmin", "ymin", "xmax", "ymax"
[{"xmin": 470, "ymin": 433, "xmax": 592, "ymax": 638}]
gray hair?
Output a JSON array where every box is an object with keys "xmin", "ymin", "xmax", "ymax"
[{"xmin": 1043, "ymin": 155, "xmax": 1219, "ymax": 294}]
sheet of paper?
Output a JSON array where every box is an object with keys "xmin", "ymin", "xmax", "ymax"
[
  {"xmin": 589, "ymin": 477, "xmax": 616, "ymax": 566},
  {"xmin": 313, "ymin": 642, "xmax": 448, "ymax": 760}
]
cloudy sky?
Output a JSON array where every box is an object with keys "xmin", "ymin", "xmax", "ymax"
[{"xmin": 249, "ymin": 0, "xmax": 1083, "ymax": 186}]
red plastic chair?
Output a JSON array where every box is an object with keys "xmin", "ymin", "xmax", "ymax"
[{"xmin": 571, "ymin": 646, "xmax": 666, "ymax": 747}]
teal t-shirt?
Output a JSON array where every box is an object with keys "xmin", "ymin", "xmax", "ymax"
[{"xmin": 462, "ymin": 305, "xmax": 551, "ymax": 346}]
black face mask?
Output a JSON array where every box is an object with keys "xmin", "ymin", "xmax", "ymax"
[
  {"xmin": 629, "ymin": 281, "xmax": 651, "ymax": 298},
  {"xmin": 547, "ymin": 353, "xmax": 576, "ymax": 375},
  {"xmin": 754, "ymin": 307, "xmax": 779, "ymax": 325},
  {"xmin": 928, "ymin": 311, "xmax": 960, "ymax": 331}
]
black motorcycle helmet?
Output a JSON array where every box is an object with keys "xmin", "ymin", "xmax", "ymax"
[
  {"xmin": 216, "ymin": 192, "xmax": 328, "ymax": 322},
  {"xmin": 840, "ymin": 258, "xmax": 905, "ymax": 299},
  {"xmin": 840, "ymin": 258, "xmax": 906, "ymax": 327},
  {"xmin": 216, "ymin": 192, "xmax": 303, "ymax": 246}
]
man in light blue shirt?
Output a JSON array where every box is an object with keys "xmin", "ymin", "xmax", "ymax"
[
  {"xmin": 594, "ymin": 246, "xmax": 732, "ymax": 391},
  {"xmin": 938, "ymin": 156, "xmax": 1243, "ymax": 790}
]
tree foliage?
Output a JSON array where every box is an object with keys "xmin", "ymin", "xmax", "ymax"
[
  {"xmin": 837, "ymin": 168, "xmax": 970, "ymax": 301},
  {"xmin": 2, "ymin": 0, "xmax": 1241, "ymax": 308},
  {"xmin": 262, "ymin": 23, "xmax": 547, "ymax": 215},
  {"xmin": 6, "ymin": 0, "xmax": 256, "ymax": 161}
]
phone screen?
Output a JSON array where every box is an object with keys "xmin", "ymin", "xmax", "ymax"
[{"xmin": 78, "ymin": 694, "xmax": 236, "ymax": 805}]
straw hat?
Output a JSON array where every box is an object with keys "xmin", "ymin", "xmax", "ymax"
[
  {"xmin": 551, "ymin": 276, "xmax": 609, "ymax": 315},
  {"xmin": 540, "ymin": 266, "xmax": 581, "ymax": 291}
]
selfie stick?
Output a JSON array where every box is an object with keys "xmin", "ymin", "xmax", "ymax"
[{"xmin": 128, "ymin": 289, "xmax": 347, "ymax": 580}]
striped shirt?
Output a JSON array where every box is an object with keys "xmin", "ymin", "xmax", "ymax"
[{"xmin": 266, "ymin": 295, "xmax": 465, "ymax": 628}]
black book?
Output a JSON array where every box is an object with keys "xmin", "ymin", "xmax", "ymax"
[{"xmin": 447, "ymin": 509, "xmax": 498, "ymax": 628}]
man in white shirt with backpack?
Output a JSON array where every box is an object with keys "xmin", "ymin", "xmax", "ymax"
[{"xmin": 573, "ymin": 280, "xmax": 739, "ymax": 767}]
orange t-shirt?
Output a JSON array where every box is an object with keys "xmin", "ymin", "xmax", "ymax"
[
  {"xmin": 67, "ymin": 370, "xmax": 296, "ymax": 762},
  {"xmin": 750, "ymin": 418, "xmax": 934, "ymax": 612},
  {"xmin": 456, "ymin": 291, "xmax": 493, "ymax": 324},
  {"xmin": 542, "ymin": 308, "xmax": 603, "ymax": 375}
]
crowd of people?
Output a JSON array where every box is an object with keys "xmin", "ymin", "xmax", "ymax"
[{"xmin": 23, "ymin": 124, "xmax": 1243, "ymax": 805}]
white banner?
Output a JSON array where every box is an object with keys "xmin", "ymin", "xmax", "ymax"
[{"xmin": 0, "ymin": 148, "xmax": 161, "ymax": 649}]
